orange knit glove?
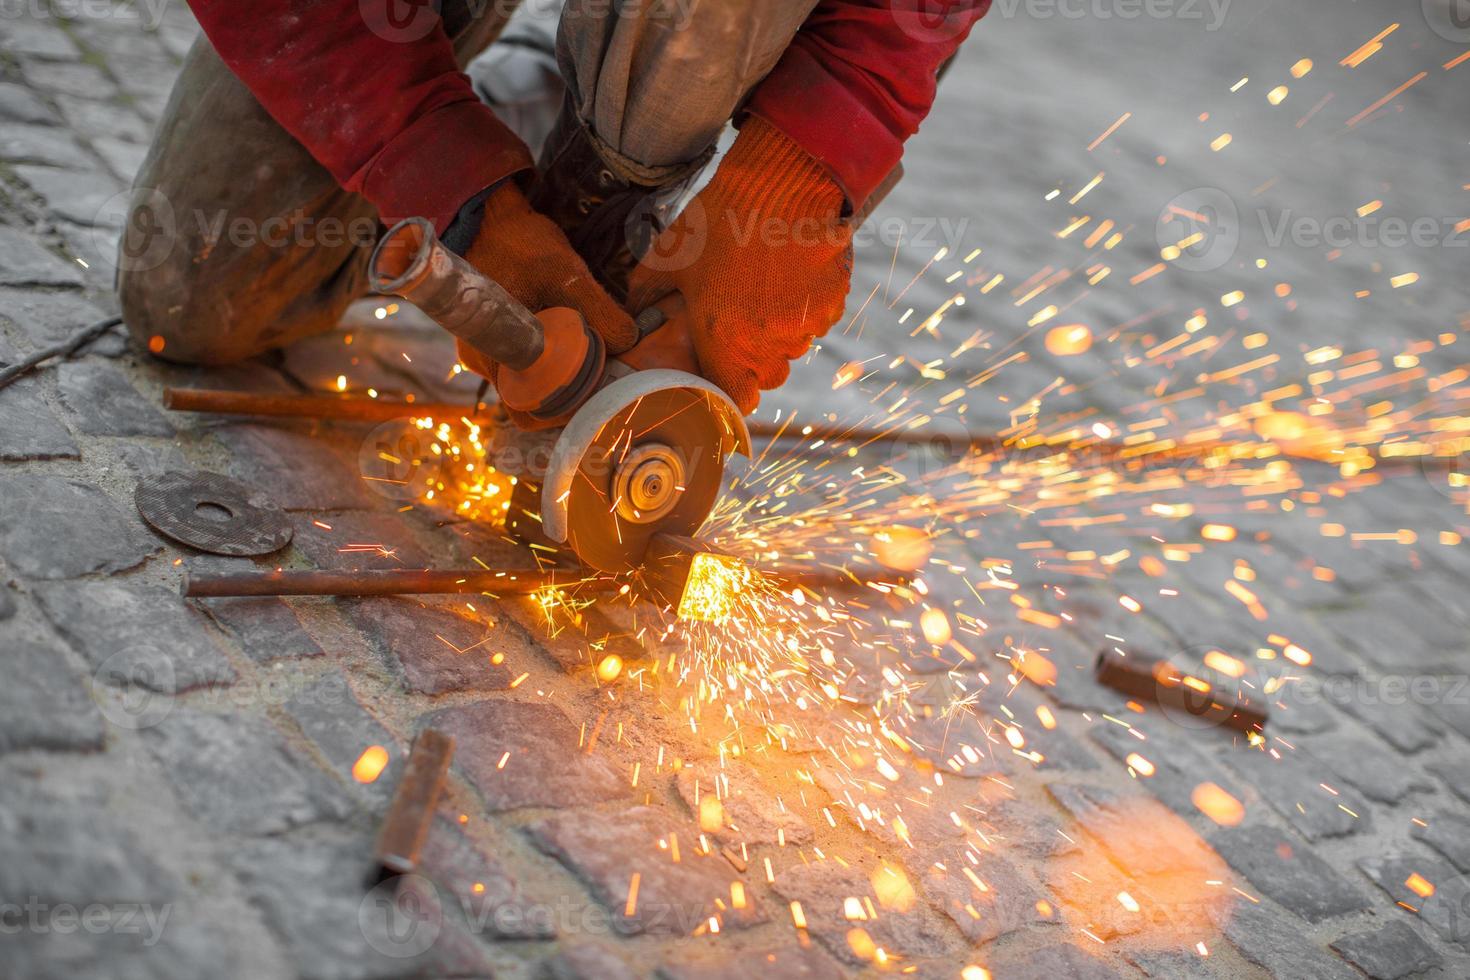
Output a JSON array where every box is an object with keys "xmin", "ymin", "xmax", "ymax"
[
  {"xmin": 626, "ymin": 117, "xmax": 853, "ymax": 414},
  {"xmin": 455, "ymin": 182, "xmax": 637, "ymax": 383}
]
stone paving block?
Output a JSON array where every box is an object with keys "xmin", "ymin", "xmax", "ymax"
[
  {"xmin": 0, "ymin": 122, "xmax": 93, "ymax": 168},
  {"xmin": 1412, "ymin": 810, "xmax": 1470, "ymax": 873},
  {"xmin": 291, "ymin": 510, "xmax": 433, "ymax": 569},
  {"xmin": 92, "ymin": 135, "xmax": 148, "ymax": 181},
  {"xmin": 980, "ymin": 797, "xmax": 1081, "ymax": 859},
  {"xmin": 1357, "ymin": 851, "xmax": 1470, "ymax": 949},
  {"xmin": 35, "ymin": 580, "xmax": 237, "ymax": 694},
  {"xmin": 1221, "ymin": 743, "xmax": 1372, "ymax": 840},
  {"xmin": 143, "ymin": 709, "xmax": 354, "ymax": 835},
  {"xmin": 420, "ymin": 816, "xmax": 556, "ymax": 940},
  {"xmin": 1088, "ymin": 720, "xmax": 1246, "ymax": 819},
  {"xmin": 0, "ymin": 640, "xmax": 105, "ymax": 753},
  {"xmin": 0, "ymin": 378, "xmax": 80, "ymax": 460},
  {"xmin": 425, "ymin": 699, "xmax": 626, "ymax": 811},
  {"xmin": 341, "ymin": 596, "xmax": 514, "ymax": 695},
  {"xmin": 0, "ymin": 285, "xmax": 111, "ymax": 345},
  {"xmin": 981, "ymin": 942, "xmax": 1125, "ymax": 979},
  {"xmin": 1428, "ymin": 761, "xmax": 1470, "ymax": 805},
  {"xmin": 1432, "ymin": 692, "xmax": 1470, "ymax": 742},
  {"xmin": 908, "ymin": 843, "xmax": 1058, "ymax": 945},
  {"xmin": 215, "ymin": 423, "xmax": 375, "ymax": 510},
  {"xmin": 657, "ymin": 945, "xmax": 846, "ymax": 980},
  {"xmin": 0, "ymin": 791, "xmax": 179, "ymax": 903},
  {"xmin": 1212, "ymin": 897, "xmax": 1358, "ymax": 979},
  {"xmin": 200, "ymin": 596, "xmax": 324, "ymax": 662},
  {"xmin": 0, "ymin": 474, "xmax": 155, "ymax": 578},
  {"xmin": 544, "ymin": 943, "xmax": 637, "ymax": 980},
  {"xmin": 770, "ymin": 859, "xmax": 956, "ymax": 967},
  {"xmin": 1329, "ymin": 920, "xmax": 1443, "ymax": 980},
  {"xmin": 0, "ymin": 583, "xmax": 16, "ymax": 620},
  {"xmin": 675, "ymin": 765, "xmax": 813, "ymax": 847},
  {"xmin": 1124, "ymin": 948, "xmax": 1227, "ymax": 978},
  {"xmin": 1326, "ymin": 599, "xmax": 1468, "ymax": 675},
  {"xmin": 13, "ymin": 164, "xmax": 124, "ymax": 227},
  {"xmin": 0, "ymin": 81, "xmax": 55, "ymax": 124},
  {"xmin": 282, "ymin": 669, "xmax": 400, "ymax": 798},
  {"xmin": 529, "ymin": 804, "xmax": 765, "ymax": 936},
  {"xmin": 0, "ymin": 225, "xmax": 84, "ymax": 286},
  {"xmin": 1, "ymin": 19, "xmax": 79, "ymax": 57},
  {"xmin": 1303, "ymin": 735, "xmax": 1435, "ymax": 804},
  {"xmin": 503, "ymin": 595, "xmax": 644, "ymax": 672},
  {"xmin": 1209, "ymin": 823, "xmax": 1369, "ymax": 922},
  {"xmin": 810, "ymin": 764, "xmax": 964, "ymax": 851},
  {"xmin": 229, "ymin": 836, "xmax": 493, "ymax": 980},
  {"xmin": 0, "ymin": 18, "xmax": 78, "ymax": 56},
  {"xmin": 56, "ymin": 358, "xmax": 174, "ymax": 435},
  {"xmin": 55, "ymin": 92, "xmax": 151, "ymax": 142},
  {"xmin": 21, "ymin": 59, "xmax": 117, "ymax": 99},
  {"xmin": 1048, "ymin": 783, "xmax": 1229, "ymax": 883},
  {"xmin": 1320, "ymin": 680, "xmax": 1447, "ymax": 754},
  {"xmin": 2, "ymin": 916, "xmax": 247, "ymax": 980}
]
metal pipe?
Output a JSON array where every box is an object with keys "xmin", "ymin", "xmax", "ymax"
[
  {"xmin": 375, "ymin": 729, "xmax": 454, "ymax": 878},
  {"xmin": 369, "ymin": 217, "xmax": 545, "ymax": 371},
  {"xmin": 163, "ymin": 387, "xmax": 485, "ymax": 423},
  {"xmin": 183, "ymin": 567, "xmax": 609, "ymax": 598}
]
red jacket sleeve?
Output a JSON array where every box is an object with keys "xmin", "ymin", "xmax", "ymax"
[
  {"xmin": 187, "ymin": 0, "xmax": 532, "ymax": 232},
  {"xmin": 745, "ymin": 0, "xmax": 990, "ymax": 210}
]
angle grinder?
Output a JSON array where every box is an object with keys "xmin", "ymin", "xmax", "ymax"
[{"xmin": 367, "ymin": 217, "xmax": 749, "ymax": 573}]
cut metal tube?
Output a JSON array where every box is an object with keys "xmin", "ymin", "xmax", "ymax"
[
  {"xmin": 375, "ymin": 729, "xmax": 454, "ymax": 878},
  {"xmin": 182, "ymin": 567, "xmax": 609, "ymax": 598},
  {"xmin": 163, "ymin": 387, "xmax": 486, "ymax": 423},
  {"xmin": 1094, "ymin": 648, "xmax": 1267, "ymax": 733},
  {"xmin": 369, "ymin": 217, "xmax": 545, "ymax": 371}
]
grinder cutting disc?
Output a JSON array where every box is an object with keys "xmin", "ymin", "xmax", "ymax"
[
  {"xmin": 541, "ymin": 370, "xmax": 750, "ymax": 572},
  {"xmin": 136, "ymin": 471, "xmax": 293, "ymax": 556}
]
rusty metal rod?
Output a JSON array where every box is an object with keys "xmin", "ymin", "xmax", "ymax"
[
  {"xmin": 162, "ymin": 389, "xmax": 1458, "ymax": 469},
  {"xmin": 183, "ymin": 567, "xmax": 608, "ymax": 598},
  {"xmin": 163, "ymin": 387, "xmax": 486, "ymax": 423},
  {"xmin": 182, "ymin": 562, "xmax": 884, "ymax": 600},
  {"xmin": 375, "ymin": 729, "xmax": 454, "ymax": 878},
  {"xmin": 1094, "ymin": 648, "xmax": 1267, "ymax": 733}
]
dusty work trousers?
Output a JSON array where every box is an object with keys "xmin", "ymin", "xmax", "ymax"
[{"xmin": 117, "ymin": 0, "xmax": 817, "ymax": 363}]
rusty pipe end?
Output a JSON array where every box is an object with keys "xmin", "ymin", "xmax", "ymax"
[{"xmin": 368, "ymin": 217, "xmax": 436, "ymax": 296}]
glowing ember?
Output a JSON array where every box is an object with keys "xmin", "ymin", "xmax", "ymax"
[{"xmin": 351, "ymin": 745, "xmax": 389, "ymax": 784}]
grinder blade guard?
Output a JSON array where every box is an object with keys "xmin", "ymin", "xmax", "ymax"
[{"xmin": 541, "ymin": 370, "xmax": 750, "ymax": 573}]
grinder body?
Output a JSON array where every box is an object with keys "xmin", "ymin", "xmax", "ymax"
[{"xmin": 368, "ymin": 217, "xmax": 749, "ymax": 573}]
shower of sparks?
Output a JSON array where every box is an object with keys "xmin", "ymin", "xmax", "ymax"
[{"xmin": 322, "ymin": 26, "xmax": 1469, "ymax": 963}]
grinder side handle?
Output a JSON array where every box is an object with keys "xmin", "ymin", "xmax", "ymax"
[{"xmin": 369, "ymin": 217, "xmax": 546, "ymax": 372}]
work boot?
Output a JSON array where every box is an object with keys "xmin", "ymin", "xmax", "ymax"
[{"xmin": 530, "ymin": 101, "xmax": 708, "ymax": 301}]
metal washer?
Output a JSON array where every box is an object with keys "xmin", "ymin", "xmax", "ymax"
[{"xmin": 135, "ymin": 471, "xmax": 293, "ymax": 557}]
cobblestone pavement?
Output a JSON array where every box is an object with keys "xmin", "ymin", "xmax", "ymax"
[{"xmin": 2, "ymin": 1, "xmax": 1469, "ymax": 979}]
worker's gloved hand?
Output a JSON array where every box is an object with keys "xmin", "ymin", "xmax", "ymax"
[
  {"xmin": 454, "ymin": 182, "xmax": 637, "ymax": 387},
  {"xmin": 626, "ymin": 116, "xmax": 853, "ymax": 415}
]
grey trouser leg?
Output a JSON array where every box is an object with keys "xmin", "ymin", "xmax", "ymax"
[
  {"xmin": 118, "ymin": 8, "xmax": 518, "ymax": 364},
  {"xmin": 555, "ymin": 0, "xmax": 819, "ymax": 184}
]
